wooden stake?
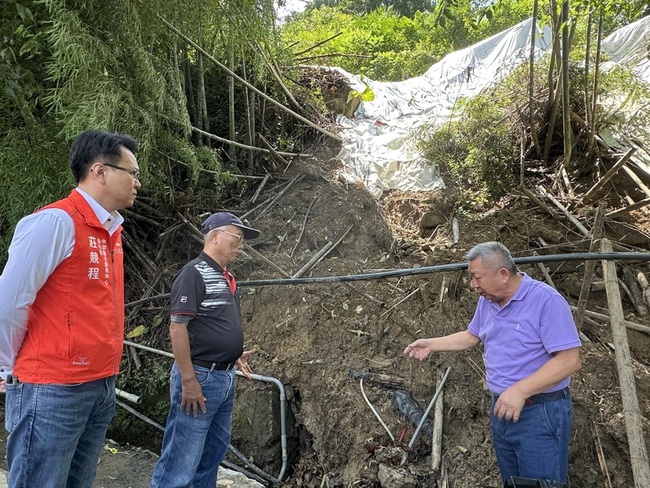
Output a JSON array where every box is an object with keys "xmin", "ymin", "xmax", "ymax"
[
  {"xmin": 574, "ymin": 202, "xmax": 606, "ymax": 329},
  {"xmin": 431, "ymin": 370, "xmax": 445, "ymax": 473},
  {"xmin": 600, "ymin": 238, "xmax": 650, "ymax": 488}
]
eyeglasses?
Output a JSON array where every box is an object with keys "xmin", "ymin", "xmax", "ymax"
[
  {"xmin": 103, "ymin": 163, "xmax": 140, "ymax": 180},
  {"xmin": 216, "ymin": 229, "xmax": 244, "ymax": 243}
]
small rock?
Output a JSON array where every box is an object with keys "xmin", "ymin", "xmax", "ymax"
[{"xmin": 377, "ymin": 464, "xmax": 416, "ymax": 488}]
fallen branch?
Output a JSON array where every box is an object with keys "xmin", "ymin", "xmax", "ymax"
[
  {"xmin": 292, "ymin": 224, "xmax": 354, "ymax": 278},
  {"xmin": 251, "ymin": 173, "xmax": 271, "ymax": 205},
  {"xmin": 291, "ymin": 193, "xmax": 320, "ymax": 258},
  {"xmin": 256, "ymin": 175, "xmax": 304, "ymax": 219},
  {"xmin": 582, "ymin": 147, "xmax": 637, "ymax": 203},
  {"xmin": 591, "ymin": 422, "xmax": 613, "ymax": 488},
  {"xmin": 246, "ymin": 245, "xmax": 291, "ymax": 278},
  {"xmin": 344, "ymin": 282, "xmax": 384, "ymax": 307},
  {"xmin": 538, "ymin": 185, "xmax": 590, "ymax": 236},
  {"xmin": 259, "ymin": 134, "xmax": 291, "ymax": 170},
  {"xmin": 240, "ymin": 178, "xmax": 295, "ymax": 220},
  {"xmin": 606, "ymin": 197, "xmax": 650, "ymax": 218},
  {"xmin": 292, "ymin": 241, "xmax": 334, "ymax": 279},
  {"xmin": 381, "ymin": 288, "xmax": 420, "ymax": 319},
  {"xmin": 568, "ymin": 305, "xmax": 650, "ymax": 335}
]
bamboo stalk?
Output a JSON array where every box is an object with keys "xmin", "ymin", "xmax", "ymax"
[
  {"xmin": 259, "ymin": 134, "xmax": 290, "ymax": 170},
  {"xmin": 606, "ymin": 197, "xmax": 650, "ymax": 218},
  {"xmin": 292, "ymin": 225, "xmax": 353, "ymax": 279},
  {"xmin": 568, "ymin": 305, "xmax": 650, "ymax": 335},
  {"xmin": 591, "ymin": 422, "xmax": 613, "ymax": 488},
  {"xmin": 582, "ymin": 147, "xmax": 637, "ymax": 203},
  {"xmin": 538, "ymin": 185, "xmax": 590, "ymax": 236},
  {"xmin": 621, "ymin": 165, "xmax": 650, "ymax": 199},
  {"xmin": 293, "ymin": 32, "xmax": 343, "ymax": 57},
  {"xmin": 245, "ymin": 245, "xmax": 291, "ymax": 278},
  {"xmin": 190, "ymin": 125, "xmax": 307, "ymax": 157},
  {"xmin": 251, "ymin": 174, "xmax": 271, "ymax": 205},
  {"xmin": 291, "ymin": 194, "xmax": 320, "ymax": 258},
  {"xmin": 600, "ymin": 238, "xmax": 650, "ymax": 488},
  {"xmin": 292, "ymin": 242, "xmax": 334, "ymax": 279},
  {"xmin": 159, "ymin": 16, "xmax": 341, "ymax": 142},
  {"xmin": 256, "ymin": 175, "xmax": 304, "ymax": 219}
]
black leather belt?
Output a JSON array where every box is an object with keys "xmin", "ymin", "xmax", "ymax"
[
  {"xmin": 494, "ymin": 387, "xmax": 569, "ymax": 406},
  {"xmin": 192, "ymin": 359, "xmax": 235, "ymax": 371}
]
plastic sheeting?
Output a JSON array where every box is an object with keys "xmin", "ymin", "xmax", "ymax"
[
  {"xmin": 599, "ymin": 16, "xmax": 650, "ymax": 176},
  {"xmin": 602, "ymin": 15, "xmax": 650, "ymax": 84},
  {"xmin": 336, "ymin": 18, "xmax": 552, "ymax": 197},
  {"xmin": 336, "ymin": 16, "xmax": 650, "ymax": 196}
]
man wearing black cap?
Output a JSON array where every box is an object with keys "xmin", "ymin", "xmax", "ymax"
[{"xmin": 150, "ymin": 212, "xmax": 260, "ymax": 488}]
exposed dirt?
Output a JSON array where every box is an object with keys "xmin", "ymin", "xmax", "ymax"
[
  {"xmin": 227, "ymin": 143, "xmax": 650, "ymax": 487},
  {"xmin": 3, "ymin": 142, "xmax": 650, "ymax": 488}
]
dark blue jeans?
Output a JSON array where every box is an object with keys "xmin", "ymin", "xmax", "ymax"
[
  {"xmin": 490, "ymin": 389, "xmax": 573, "ymax": 485},
  {"xmin": 5, "ymin": 376, "xmax": 116, "ymax": 488},
  {"xmin": 150, "ymin": 362, "xmax": 236, "ymax": 488}
]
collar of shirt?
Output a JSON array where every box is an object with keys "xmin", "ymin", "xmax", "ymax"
[{"xmin": 75, "ymin": 188, "xmax": 124, "ymax": 235}]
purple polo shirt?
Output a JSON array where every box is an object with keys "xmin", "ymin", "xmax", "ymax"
[{"xmin": 468, "ymin": 273, "xmax": 581, "ymax": 394}]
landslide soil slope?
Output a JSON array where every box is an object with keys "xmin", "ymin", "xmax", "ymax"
[{"xmin": 230, "ymin": 145, "xmax": 650, "ymax": 487}]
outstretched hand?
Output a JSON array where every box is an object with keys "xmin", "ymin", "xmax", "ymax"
[{"xmin": 403, "ymin": 339, "xmax": 433, "ymax": 361}]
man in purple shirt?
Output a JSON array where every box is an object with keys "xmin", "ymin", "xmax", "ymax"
[{"xmin": 404, "ymin": 242, "xmax": 581, "ymax": 486}]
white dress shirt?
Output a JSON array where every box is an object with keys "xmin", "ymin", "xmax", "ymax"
[{"xmin": 0, "ymin": 188, "xmax": 123, "ymax": 379}]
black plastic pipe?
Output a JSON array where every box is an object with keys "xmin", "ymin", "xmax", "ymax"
[{"xmin": 126, "ymin": 252, "xmax": 650, "ymax": 307}]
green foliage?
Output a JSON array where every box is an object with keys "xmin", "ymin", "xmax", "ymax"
[
  {"xmin": 309, "ymin": 0, "xmax": 435, "ymax": 17},
  {"xmin": 418, "ymin": 94, "xmax": 518, "ymax": 205},
  {"xmin": 0, "ymin": 123, "xmax": 70, "ymax": 258},
  {"xmin": 283, "ymin": 6, "xmax": 440, "ymax": 80}
]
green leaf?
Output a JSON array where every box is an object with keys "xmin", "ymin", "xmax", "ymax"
[{"xmin": 126, "ymin": 325, "xmax": 148, "ymax": 338}]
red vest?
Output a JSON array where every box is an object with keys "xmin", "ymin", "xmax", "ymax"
[{"xmin": 13, "ymin": 190, "xmax": 125, "ymax": 383}]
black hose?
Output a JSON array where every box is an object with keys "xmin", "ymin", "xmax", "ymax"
[
  {"xmin": 126, "ymin": 251, "xmax": 650, "ymax": 307},
  {"xmin": 241, "ymin": 251, "xmax": 650, "ymax": 286}
]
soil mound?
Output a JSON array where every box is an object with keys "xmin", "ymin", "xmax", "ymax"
[{"xmin": 229, "ymin": 144, "xmax": 650, "ymax": 487}]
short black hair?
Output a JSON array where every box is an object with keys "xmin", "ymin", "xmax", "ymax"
[{"xmin": 69, "ymin": 130, "xmax": 139, "ymax": 183}]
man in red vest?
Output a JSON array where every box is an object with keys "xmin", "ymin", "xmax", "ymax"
[{"xmin": 0, "ymin": 129, "xmax": 140, "ymax": 487}]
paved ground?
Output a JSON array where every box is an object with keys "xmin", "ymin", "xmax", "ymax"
[{"xmin": 0, "ymin": 465, "xmax": 262, "ymax": 487}]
